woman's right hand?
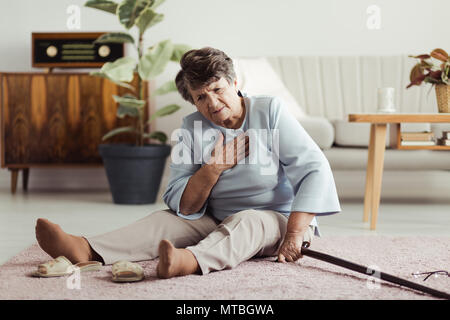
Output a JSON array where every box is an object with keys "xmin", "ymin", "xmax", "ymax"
[{"xmin": 206, "ymin": 132, "xmax": 249, "ymax": 173}]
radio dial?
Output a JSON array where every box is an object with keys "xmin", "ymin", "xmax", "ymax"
[
  {"xmin": 98, "ymin": 45, "xmax": 111, "ymax": 57},
  {"xmin": 46, "ymin": 45, "xmax": 58, "ymax": 57}
]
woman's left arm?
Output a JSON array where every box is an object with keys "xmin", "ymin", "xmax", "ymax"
[
  {"xmin": 269, "ymin": 96, "xmax": 341, "ymax": 218},
  {"xmin": 269, "ymin": 97, "xmax": 341, "ymax": 262}
]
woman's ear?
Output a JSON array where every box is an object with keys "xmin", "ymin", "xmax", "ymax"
[{"xmin": 233, "ymin": 79, "xmax": 240, "ymax": 96}]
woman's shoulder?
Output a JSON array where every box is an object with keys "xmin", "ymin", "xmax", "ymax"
[
  {"xmin": 181, "ymin": 111, "xmax": 214, "ymax": 132},
  {"xmin": 247, "ymin": 94, "xmax": 277, "ymax": 106}
]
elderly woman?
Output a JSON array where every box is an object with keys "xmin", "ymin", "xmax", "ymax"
[{"xmin": 35, "ymin": 47, "xmax": 341, "ymax": 279}]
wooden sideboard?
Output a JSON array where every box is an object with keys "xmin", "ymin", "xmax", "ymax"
[{"xmin": 0, "ymin": 72, "xmax": 148, "ymax": 193}]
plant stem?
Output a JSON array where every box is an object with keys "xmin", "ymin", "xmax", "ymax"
[{"xmin": 137, "ymin": 32, "xmax": 145, "ymax": 147}]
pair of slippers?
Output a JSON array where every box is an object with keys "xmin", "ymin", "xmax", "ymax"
[{"xmin": 32, "ymin": 256, "xmax": 144, "ymax": 282}]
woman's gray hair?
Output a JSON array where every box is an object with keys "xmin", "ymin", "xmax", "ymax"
[{"xmin": 175, "ymin": 47, "xmax": 236, "ymax": 104}]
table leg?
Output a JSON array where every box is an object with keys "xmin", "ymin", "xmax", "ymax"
[
  {"xmin": 363, "ymin": 124, "xmax": 376, "ymax": 222},
  {"xmin": 370, "ymin": 124, "xmax": 387, "ymax": 230}
]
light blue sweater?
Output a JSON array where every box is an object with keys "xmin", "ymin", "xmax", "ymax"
[{"xmin": 163, "ymin": 94, "xmax": 341, "ymax": 236}]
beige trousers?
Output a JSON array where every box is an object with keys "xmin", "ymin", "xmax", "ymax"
[{"xmin": 86, "ymin": 209, "xmax": 315, "ymax": 275}]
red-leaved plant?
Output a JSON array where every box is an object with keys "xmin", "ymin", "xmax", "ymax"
[{"xmin": 407, "ymin": 48, "xmax": 450, "ymax": 88}]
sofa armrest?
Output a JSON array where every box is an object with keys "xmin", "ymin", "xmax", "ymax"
[{"xmin": 298, "ymin": 116, "xmax": 334, "ymax": 150}]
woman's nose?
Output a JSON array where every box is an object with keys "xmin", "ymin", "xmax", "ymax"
[{"xmin": 207, "ymin": 95, "xmax": 219, "ymax": 109}]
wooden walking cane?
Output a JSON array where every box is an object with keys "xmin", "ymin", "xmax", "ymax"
[{"xmin": 300, "ymin": 242, "xmax": 450, "ymax": 300}]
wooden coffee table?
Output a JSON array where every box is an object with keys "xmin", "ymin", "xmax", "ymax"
[{"xmin": 348, "ymin": 113, "xmax": 450, "ymax": 230}]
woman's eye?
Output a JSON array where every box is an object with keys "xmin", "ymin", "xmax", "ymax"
[{"xmin": 214, "ymin": 88, "xmax": 222, "ymax": 93}]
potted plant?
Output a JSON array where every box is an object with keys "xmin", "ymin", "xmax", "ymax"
[
  {"xmin": 407, "ymin": 48, "xmax": 450, "ymax": 113},
  {"xmin": 85, "ymin": 0, "xmax": 190, "ymax": 204}
]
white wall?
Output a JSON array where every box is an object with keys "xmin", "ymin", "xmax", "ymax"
[{"xmin": 0, "ymin": 0, "xmax": 449, "ymax": 192}]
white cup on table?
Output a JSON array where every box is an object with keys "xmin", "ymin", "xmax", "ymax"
[{"xmin": 377, "ymin": 87, "xmax": 396, "ymax": 113}]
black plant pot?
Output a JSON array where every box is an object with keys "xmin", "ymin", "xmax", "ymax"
[{"xmin": 99, "ymin": 144, "xmax": 171, "ymax": 204}]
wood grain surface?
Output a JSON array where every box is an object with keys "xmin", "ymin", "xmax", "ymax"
[{"xmin": 1, "ymin": 73, "xmax": 148, "ymax": 166}]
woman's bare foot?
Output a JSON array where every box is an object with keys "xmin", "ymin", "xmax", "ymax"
[
  {"xmin": 156, "ymin": 240, "xmax": 200, "ymax": 279},
  {"xmin": 35, "ymin": 218, "xmax": 100, "ymax": 264}
]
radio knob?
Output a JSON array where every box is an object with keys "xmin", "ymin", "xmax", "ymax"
[
  {"xmin": 98, "ymin": 45, "xmax": 111, "ymax": 57},
  {"xmin": 46, "ymin": 45, "xmax": 58, "ymax": 57}
]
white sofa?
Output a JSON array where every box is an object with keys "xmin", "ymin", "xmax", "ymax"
[{"xmin": 157, "ymin": 55, "xmax": 450, "ymax": 200}]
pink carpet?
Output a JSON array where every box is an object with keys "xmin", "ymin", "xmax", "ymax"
[{"xmin": 1, "ymin": 236, "xmax": 449, "ymax": 300}]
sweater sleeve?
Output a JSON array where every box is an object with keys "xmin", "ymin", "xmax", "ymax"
[
  {"xmin": 162, "ymin": 118, "xmax": 208, "ymax": 220},
  {"xmin": 270, "ymin": 97, "xmax": 341, "ymax": 216}
]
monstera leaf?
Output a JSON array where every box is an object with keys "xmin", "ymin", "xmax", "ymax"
[
  {"xmin": 85, "ymin": 0, "xmax": 118, "ymax": 14},
  {"xmin": 138, "ymin": 40, "xmax": 173, "ymax": 80}
]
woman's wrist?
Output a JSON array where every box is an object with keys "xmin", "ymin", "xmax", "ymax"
[{"xmin": 286, "ymin": 211, "xmax": 315, "ymax": 234}]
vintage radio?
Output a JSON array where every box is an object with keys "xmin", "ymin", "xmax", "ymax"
[{"xmin": 32, "ymin": 32, "xmax": 124, "ymax": 68}]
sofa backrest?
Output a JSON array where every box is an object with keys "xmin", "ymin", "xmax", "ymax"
[{"xmin": 266, "ymin": 56, "xmax": 438, "ymax": 120}]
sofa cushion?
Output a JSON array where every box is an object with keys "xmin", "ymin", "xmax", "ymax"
[
  {"xmin": 323, "ymin": 147, "xmax": 450, "ymax": 170},
  {"xmin": 333, "ymin": 120, "xmax": 390, "ymax": 147},
  {"xmin": 233, "ymin": 57, "xmax": 306, "ymax": 120},
  {"xmin": 298, "ymin": 116, "xmax": 334, "ymax": 150}
]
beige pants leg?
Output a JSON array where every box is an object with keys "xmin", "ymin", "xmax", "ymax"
[
  {"xmin": 85, "ymin": 209, "xmax": 218, "ymax": 265},
  {"xmin": 186, "ymin": 209, "xmax": 315, "ymax": 275}
]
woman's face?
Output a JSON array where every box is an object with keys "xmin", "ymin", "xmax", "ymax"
[{"xmin": 188, "ymin": 77, "xmax": 244, "ymax": 129}]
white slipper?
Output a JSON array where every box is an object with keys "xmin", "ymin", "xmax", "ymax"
[
  {"xmin": 111, "ymin": 260, "xmax": 144, "ymax": 282},
  {"xmin": 32, "ymin": 256, "xmax": 102, "ymax": 277}
]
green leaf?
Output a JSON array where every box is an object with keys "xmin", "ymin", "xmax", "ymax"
[
  {"xmin": 89, "ymin": 71, "xmax": 136, "ymax": 90},
  {"xmin": 117, "ymin": 0, "xmax": 152, "ymax": 29},
  {"xmin": 138, "ymin": 39, "xmax": 173, "ymax": 80},
  {"xmin": 85, "ymin": 0, "xmax": 118, "ymax": 14},
  {"xmin": 94, "ymin": 32, "xmax": 135, "ymax": 44},
  {"xmin": 112, "ymin": 95, "xmax": 146, "ymax": 108},
  {"xmin": 154, "ymin": 80, "xmax": 177, "ymax": 95},
  {"xmin": 148, "ymin": 104, "xmax": 180, "ymax": 122},
  {"xmin": 102, "ymin": 126, "xmax": 136, "ymax": 140},
  {"xmin": 171, "ymin": 44, "xmax": 191, "ymax": 62},
  {"xmin": 143, "ymin": 131, "xmax": 168, "ymax": 144},
  {"xmin": 149, "ymin": 0, "xmax": 165, "ymax": 9},
  {"xmin": 135, "ymin": 8, "xmax": 164, "ymax": 35},
  {"xmin": 100, "ymin": 56, "xmax": 136, "ymax": 82},
  {"xmin": 117, "ymin": 105, "xmax": 139, "ymax": 118}
]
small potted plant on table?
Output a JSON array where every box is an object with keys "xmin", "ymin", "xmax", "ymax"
[
  {"xmin": 407, "ymin": 48, "xmax": 450, "ymax": 113},
  {"xmin": 85, "ymin": 0, "xmax": 190, "ymax": 204}
]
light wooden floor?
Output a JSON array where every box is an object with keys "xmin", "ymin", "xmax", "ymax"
[{"xmin": 1, "ymin": 188, "xmax": 449, "ymax": 265}]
